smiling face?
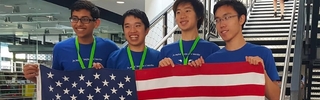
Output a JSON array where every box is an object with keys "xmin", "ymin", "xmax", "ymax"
[
  {"xmin": 70, "ymin": 9, "xmax": 100, "ymax": 38},
  {"xmin": 214, "ymin": 5, "xmax": 245, "ymax": 42},
  {"xmin": 123, "ymin": 15, "xmax": 149, "ymax": 47},
  {"xmin": 175, "ymin": 2, "xmax": 198, "ymax": 32}
]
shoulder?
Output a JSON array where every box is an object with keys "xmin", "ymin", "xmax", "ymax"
[
  {"xmin": 198, "ymin": 39, "xmax": 219, "ymax": 49},
  {"xmin": 96, "ymin": 37, "xmax": 117, "ymax": 46},
  {"xmin": 245, "ymin": 43, "xmax": 272, "ymax": 56},
  {"xmin": 96, "ymin": 37, "xmax": 120, "ymax": 51},
  {"xmin": 161, "ymin": 41, "xmax": 179, "ymax": 49},
  {"xmin": 147, "ymin": 47, "xmax": 160, "ymax": 54},
  {"xmin": 53, "ymin": 37, "xmax": 75, "ymax": 50},
  {"xmin": 109, "ymin": 48, "xmax": 125, "ymax": 59},
  {"xmin": 245, "ymin": 43, "xmax": 271, "ymax": 52},
  {"xmin": 206, "ymin": 48, "xmax": 226, "ymax": 57},
  {"xmin": 160, "ymin": 41, "xmax": 179, "ymax": 52},
  {"xmin": 198, "ymin": 39, "xmax": 217, "ymax": 45}
]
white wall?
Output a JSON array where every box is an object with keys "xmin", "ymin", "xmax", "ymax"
[
  {"xmin": 145, "ymin": 0, "xmax": 174, "ymax": 21},
  {"xmin": 144, "ymin": 0, "xmax": 176, "ymax": 50}
]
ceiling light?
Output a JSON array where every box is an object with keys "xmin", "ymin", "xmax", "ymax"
[
  {"xmin": 116, "ymin": 1, "xmax": 125, "ymax": 4},
  {"xmin": 1, "ymin": 24, "xmax": 8, "ymax": 27}
]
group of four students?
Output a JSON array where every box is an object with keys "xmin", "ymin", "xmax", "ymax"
[{"xmin": 23, "ymin": 0, "xmax": 280, "ymax": 99}]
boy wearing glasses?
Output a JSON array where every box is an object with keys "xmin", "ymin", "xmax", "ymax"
[
  {"xmin": 23, "ymin": 0, "xmax": 119, "ymax": 83},
  {"xmin": 205, "ymin": 0, "xmax": 280, "ymax": 99}
]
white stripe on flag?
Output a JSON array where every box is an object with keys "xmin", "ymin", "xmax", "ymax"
[
  {"xmin": 150, "ymin": 96, "xmax": 265, "ymax": 100},
  {"xmin": 136, "ymin": 72, "xmax": 264, "ymax": 91}
]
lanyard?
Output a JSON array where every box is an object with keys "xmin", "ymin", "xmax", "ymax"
[
  {"xmin": 75, "ymin": 37, "xmax": 96, "ymax": 69},
  {"xmin": 127, "ymin": 46, "xmax": 147, "ymax": 70},
  {"xmin": 179, "ymin": 36, "xmax": 200, "ymax": 65}
]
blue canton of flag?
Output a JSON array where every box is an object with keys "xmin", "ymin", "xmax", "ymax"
[{"xmin": 37, "ymin": 65, "xmax": 138, "ymax": 100}]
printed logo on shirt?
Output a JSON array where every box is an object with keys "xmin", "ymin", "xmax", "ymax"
[
  {"xmin": 72, "ymin": 58, "xmax": 103, "ymax": 62},
  {"xmin": 126, "ymin": 64, "xmax": 155, "ymax": 69},
  {"xmin": 172, "ymin": 53, "xmax": 201, "ymax": 57}
]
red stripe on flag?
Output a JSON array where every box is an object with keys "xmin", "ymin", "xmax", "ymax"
[
  {"xmin": 135, "ymin": 62, "xmax": 264, "ymax": 80},
  {"xmin": 137, "ymin": 85, "xmax": 265, "ymax": 99}
]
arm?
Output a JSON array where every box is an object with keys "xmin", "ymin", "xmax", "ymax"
[
  {"xmin": 158, "ymin": 48, "xmax": 175, "ymax": 67},
  {"xmin": 264, "ymin": 70, "xmax": 280, "ymax": 100},
  {"xmin": 104, "ymin": 39, "xmax": 120, "ymax": 68},
  {"xmin": 105, "ymin": 39, "xmax": 120, "ymax": 53},
  {"xmin": 263, "ymin": 49, "xmax": 280, "ymax": 100},
  {"xmin": 158, "ymin": 48, "xmax": 165, "ymax": 61},
  {"xmin": 211, "ymin": 43, "xmax": 220, "ymax": 53},
  {"xmin": 106, "ymin": 51, "xmax": 117, "ymax": 69},
  {"xmin": 52, "ymin": 44, "xmax": 63, "ymax": 70}
]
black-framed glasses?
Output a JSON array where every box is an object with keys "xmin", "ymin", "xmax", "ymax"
[
  {"xmin": 214, "ymin": 15, "xmax": 238, "ymax": 23},
  {"xmin": 69, "ymin": 17, "xmax": 96, "ymax": 24}
]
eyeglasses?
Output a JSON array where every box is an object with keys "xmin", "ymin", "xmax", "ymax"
[
  {"xmin": 69, "ymin": 17, "xmax": 96, "ymax": 24},
  {"xmin": 214, "ymin": 15, "xmax": 238, "ymax": 23}
]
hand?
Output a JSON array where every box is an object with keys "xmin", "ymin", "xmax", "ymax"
[
  {"xmin": 245, "ymin": 56, "xmax": 264, "ymax": 68},
  {"xmin": 188, "ymin": 56, "xmax": 204, "ymax": 67},
  {"xmin": 23, "ymin": 63, "xmax": 39, "ymax": 83},
  {"xmin": 159, "ymin": 58, "xmax": 175, "ymax": 67},
  {"xmin": 93, "ymin": 62, "xmax": 104, "ymax": 69}
]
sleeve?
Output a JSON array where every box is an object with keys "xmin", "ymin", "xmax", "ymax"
[
  {"xmin": 263, "ymin": 48, "xmax": 280, "ymax": 81},
  {"xmin": 154, "ymin": 51, "xmax": 161, "ymax": 67},
  {"xmin": 106, "ymin": 39, "xmax": 120, "ymax": 54},
  {"xmin": 106, "ymin": 51, "xmax": 116, "ymax": 69},
  {"xmin": 158, "ymin": 48, "xmax": 166, "ymax": 60},
  {"xmin": 211, "ymin": 43, "xmax": 220, "ymax": 53},
  {"xmin": 51, "ymin": 44, "xmax": 63, "ymax": 70}
]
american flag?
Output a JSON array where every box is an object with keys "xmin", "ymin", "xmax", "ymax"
[{"xmin": 37, "ymin": 62, "xmax": 265, "ymax": 100}]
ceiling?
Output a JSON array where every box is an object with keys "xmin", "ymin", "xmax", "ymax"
[
  {"xmin": 89, "ymin": 0, "xmax": 145, "ymax": 15},
  {"xmin": 0, "ymin": 0, "xmax": 124, "ymax": 43}
]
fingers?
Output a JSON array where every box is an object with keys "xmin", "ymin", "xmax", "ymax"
[
  {"xmin": 24, "ymin": 72, "xmax": 38, "ymax": 79},
  {"xmin": 246, "ymin": 56, "xmax": 264, "ymax": 65},
  {"xmin": 188, "ymin": 61, "xmax": 197, "ymax": 67},
  {"xmin": 188, "ymin": 57, "xmax": 204, "ymax": 67},
  {"xmin": 93, "ymin": 62, "xmax": 104, "ymax": 69},
  {"xmin": 200, "ymin": 56, "xmax": 205, "ymax": 64},
  {"xmin": 159, "ymin": 58, "xmax": 175, "ymax": 67},
  {"xmin": 23, "ymin": 64, "xmax": 39, "ymax": 80}
]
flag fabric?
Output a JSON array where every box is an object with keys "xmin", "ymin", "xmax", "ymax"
[
  {"xmin": 135, "ymin": 62, "xmax": 265, "ymax": 100},
  {"xmin": 37, "ymin": 65, "xmax": 138, "ymax": 100},
  {"xmin": 37, "ymin": 62, "xmax": 265, "ymax": 100}
]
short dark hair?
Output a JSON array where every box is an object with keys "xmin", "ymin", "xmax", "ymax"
[
  {"xmin": 173, "ymin": 0, "xmax": 204, "ymax": 29},
  {"xmin": 122, "ymin": 9, "xmax": 150, "ymax": 30},
  {"xmin": 70, "ymin": 0, "xmax": 100, "ymax": 19},
  {"xmin": 213, "ymin": 0, "xmax": 247, "ymax": 28}
]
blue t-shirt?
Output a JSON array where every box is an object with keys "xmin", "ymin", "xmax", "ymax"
[
  {"xmin": 107, "ymin": 46, "xmax": 160, "ymax": 70},
  {"xmin": 159, "ymin": 39, "xmax": 220, "ymax": 65},
  {"xmin": 205, "ymin": 42, "xmax": 280, "ymax": 81},
  {"xmin": 52, "ymin": 37, "xmax": 119, "ymax": 71}
]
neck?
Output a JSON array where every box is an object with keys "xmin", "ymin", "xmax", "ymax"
[
  {"xmin": 78, "ymin": 35, "xmax": 94, "ymax": 44},
  {"xmin": 129, "ymin": 44, "xmax": 146, "ymax": 52},
  {"xmin": 225, "ymin": 32, "xmax": 246, "ymax": 51},
  {"xmin": 181, "ymin": 28, "xmax": 199, "ymax": 41}
]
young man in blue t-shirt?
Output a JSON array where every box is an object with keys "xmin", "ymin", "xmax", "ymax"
[
  {"xmin": 103, "ymin": 9, "xmax": 160, "ymax": 70},
  {"xmin": 22, "ymin": 0, "xmax": 119, "ymax": 83},
  {"xmin": 205, "ymin": 0, "xmax": 280, "ymax": 99},
  {"xmin": 158, "ymin": 0, "xmax": 220, "ymax": 67}
]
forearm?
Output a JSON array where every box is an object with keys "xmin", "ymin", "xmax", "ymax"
[{"xmin": 265, "ymin": 71, "xmax": 280, "ymax": 100}]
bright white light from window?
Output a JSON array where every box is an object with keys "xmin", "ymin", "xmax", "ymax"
[{"xmin": 116, "ymin": 1, "xmax": 125, "ymax": 4}]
